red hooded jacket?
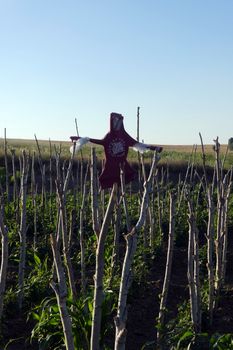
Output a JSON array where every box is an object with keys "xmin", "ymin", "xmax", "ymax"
[{"xmin": 89, "ymin": 113, "xmax": 137, "ymax": 189}]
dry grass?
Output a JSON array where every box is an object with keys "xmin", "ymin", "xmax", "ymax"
[
  {"xmin": 0, "ymin": 138, "xmax": 231, "ymax": 168},
  {"xmin": 0, "ymin": 138, "xmax": 228, "ymax": 154},
  {"xmin": 0, "ymin": 138, "xmax": 71, "ymax": 158},
  {"xmin": 162, "ymin": 144, "xmax": 228, "ymax": 154},
  {"xmin": 0, "ymin": 138, "xmax": 67, "ymax": 149}
]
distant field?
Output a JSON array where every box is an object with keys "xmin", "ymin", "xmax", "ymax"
[
  {"xmin": 0, "ymin": 138, "xmax": 232, "ymax": 168},
  {"xmin": 163, "ymin": 144, "xmax": 228, "ymax": 153},
  {"xmin": 0, "ymin": 138, "xmax": 228, "ymax": 153}
]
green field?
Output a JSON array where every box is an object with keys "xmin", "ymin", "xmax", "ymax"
[
  {"xmin": 0, "ymin": 137, "xmax": 233, "ymax": 349},
  {"xmin": 0, "ymin": 138, "xmax": 232, "ymax": 169}
]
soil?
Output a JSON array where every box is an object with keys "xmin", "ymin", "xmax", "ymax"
[
  {"xmin": 126, "ymin": 232, "xmax": 233, "ymax": 350},
  {"xmin": 126, "ymin": 245, "xmax": 188, "ymax": 350},
  {"xmin": 2, "ymin": 236, "xmax": 233, "ymax": 350},
  {"xmin": 1, "ymin": 316, "xmax": 35, "ymax": 350}
]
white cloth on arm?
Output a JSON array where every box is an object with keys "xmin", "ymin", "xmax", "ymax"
[
  {"xmin": 70, "ymin": 137, "xmax": 90, "ymax": 154},
  {"xmin": 132, "ymin": 142, "xmax": 149, "ymax": 154}
]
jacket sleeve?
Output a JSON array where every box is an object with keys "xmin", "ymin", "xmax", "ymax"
[
  {"xmin": 70, "ymin": 136, "xmax": 106, "ymax": 154},
  {"xmin": 89, "ymin": 138, "xmax": 105, "ymax": 146},
  {"xmin": 124, "ymin": 131, "xmax": 138, "ymax": 147}
]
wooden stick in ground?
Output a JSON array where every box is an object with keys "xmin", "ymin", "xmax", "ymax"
[
  {"xmin": 193, "ymin": 212, "xmax": 201, "ymax": 332},
  {"xmin": 136, "ymin": 107, "xmax": 143, "ymax": 200},
  {"xmin": 31, "ymin": 152, "xmax": 38, "ymax": 250},
  {"xmin": 0, "ymin": 205, "xmax": 8, "ymax": 320},
  {"xmin": 199, "ymin": 133, "xmax": 216, "ymax": 323},
  {"xmin": 187, "ymin": 194, "xmax": 201, "ymax": 333},
  {"xmin": 114, "ymin": 151, "xmax": 159, "ymax": 350},
  {"xmin": 157, "ymin": 192, "xmax": 176, "ymax": 346},
  {"xmin": 4, "ymin": 128, "xmax": 9, "ymax": 201},
  {"xmin": 212, "ymin": 140, "xmax": 232, "ymax": 309},
  {"xmin": 18, "ymin": 150, "xmax": 29, "ymax": 309},
  {"xmin": 75, "ymin": 117, "xmax": 84, "ymax": 163},
  {"xmin": 79, "ymin": 163, "xmax": 90, "ymax": 293},
  {"xmin": 10, "ymin": 148, "xmax": 18, "ymax": 202},
  {"xmin": 177, "ymin": 144, "xmax": 196, "ymax": 211},
  {"xmin": 34, "ymin": 135, "xmax": 45, "ymax": 195},
  {"xmin": 11, "ymin": 148, "xmax": 20, "ymax": 226},
  {"xmin": 55, "ymin": 146, "xmax": 77, "ymax": 300},
  {"xmin": 49, "ymin": 138, "xmax": 53, "ymax": 198},
  {"xmin": 34, "ymin": 135, "xmax": 46, "ymax": 227},
  {"xmin": 214, "ymin": 137, "xmax": 224, "ymax": 298},
  {"xmin": 90, "ymin": 184, "xmax": 117, "ymax": 350},
  {"xmin": 49, "ymin": 139, "xmax": 54, "ymax": 222},
  {"xmin": 56, "ymin": 180, "xmax": 77, "ymax": 300},
  {"xmin": 34, "ymin": 134, "xmax": 43, "ymax": 175},
  {"xmin": 149, "ymin": 171, "xmax": 156, "ymax": 249},
  {"xmin": 120, "ymin": 166, "xmax": 131, "ymax": 232},
  {"xmin": 220, "ymin": 169, "xmax": 232, "ymax": 284},
  {"xmin": 206, "ymin": 187, "xmax": 215, "ymax": 325},
  {"xmin": 91, "ymin": 148, "xmax": 100, "ymax": 237},
  {"xmin": 199, "ymin": 133, "xmax": 208, "ymax": 191},
  {"xmin": 156, "ymin": 170, "xmax": 163, "ymax": 240},
  {"xmin": 50, "ymin": 234, "xmax": 75, "ymax": 350},
  {"xmin": 111, "ymin": 191, "xmax": 121, "ymax": 278}
]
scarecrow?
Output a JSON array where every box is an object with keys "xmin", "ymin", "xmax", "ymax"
[{"xmin": 70, "ymin": 112, "xmax": 162, "ymax": 189}]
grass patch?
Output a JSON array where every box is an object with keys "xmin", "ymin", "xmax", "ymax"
[{"xmin": 0, "ymin": 138, "xmax": 232, "ymax": 168}]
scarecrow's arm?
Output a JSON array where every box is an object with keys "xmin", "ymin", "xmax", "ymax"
[
  {"xmin": 123, "ymin": 131, "xmax": 163, "ymax": 154},
  {"xmin": 89, "ymin": 138, "xmax": 105, "ymax": 146},
  {"xmin": 70, "ymin": 136, "xmax": 104, "ymax": 153},
  {"xmin": 133, "ymin": 142, "xmax": 163, "ymax": 154}
]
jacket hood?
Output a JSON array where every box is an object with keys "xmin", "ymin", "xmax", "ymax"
[{"xmin": 110, "ymin": 112, "xmax": 125, "ymax": 132}]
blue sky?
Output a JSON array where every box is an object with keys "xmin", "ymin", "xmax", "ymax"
[{"xmin": 0, "ymin": 0, "xmax": 233, "ymax": 145}]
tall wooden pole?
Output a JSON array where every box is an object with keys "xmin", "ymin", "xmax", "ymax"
[
  {"xmin": 4, "ymin": 128, "xmax": 9, "ymax": 200},
  {"xmin": 137, "ymin": 106, "xmax": 140, "ymax": 142},
  {"xmin": 91, "ymin": 184, "xmax": 116, "ymax": 350},
  {"xmin": 114, "ymin": 151, "xmax": 159, "ymax": 350}
]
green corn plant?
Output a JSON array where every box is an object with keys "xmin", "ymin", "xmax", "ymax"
[
  {"xmin": 29, "ymin": 289, "xmax": 116, "ymax": 350},
  {"xmin": 71, "ymin": 290, "xmax": 116, "ymax": 349},
  {"xmin": 210, "ymin": 334, "xmax": 233, "ymax": 350},
  {"xmin": 24, "ymin": 251, "xmax": 51, "ymax": 303},
  {"xmin": 70, "ymin": 296, "xmax": 93, "ymax": 350},
  {"xmin": 30, "ymin": 296, "xmax": 63, "ymax": 350}
]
